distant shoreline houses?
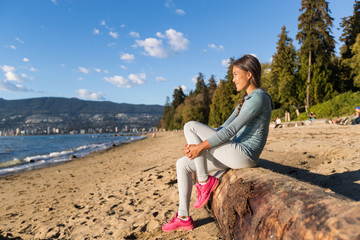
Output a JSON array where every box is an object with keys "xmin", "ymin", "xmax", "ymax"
[{"xmin": 0, "ymin": 125, "xmax": 157, "ymax": 137}]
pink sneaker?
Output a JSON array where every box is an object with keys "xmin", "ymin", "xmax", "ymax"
[
  {"xmin": 194, "ymin": 175, "xmax": 219, "ymax": 209},
  {"xmin": 162, "ymin": 213, "xmax": 195, "ymax": 232}
]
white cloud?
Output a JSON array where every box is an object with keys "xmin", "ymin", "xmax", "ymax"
[
  {"xmin": 136, "ymin": 38, "xmax": 167, "ymax": 58},
  {"xmin": 94, "ymin": 68, "xmax": 101, "ymax": 73},
  {"xmin": 156, "ymin": 76, "xmax": 167, "ymax": 82},
  {"xmin": 104, "ymin": 75, "xmax": 130, "ymax": 88},
  {"xmin": 0, "ymin": 65, "xmax": 15, "ymax": 73},
  {"xmin": 129, "ymin": 31, "xmax": 140, "ymax": 38},
  {"xmin": 30, "ymin": 67, "xmax": 38, "ymax": 72},
  {"xmin": 78, "ymin": 67, "xmax": 90, "ymax": 74},
  {"xmin": 15, "ymin": 37, "xmax": 24, "ymax": 44},
  {"xmin": 109, "ymin": 31, "xmax": 119, "ymax": 39},
  {"xmin": 177, "ymin": 85, "xmax": 188, "ymax": 92},
  {"xmin": 120, "ymin": 53, "xmax": 135, "ymax": 62},
  {"xmin": 0, "ymin": 80, "xmax": 33, "ymax": 92},
  {"xmin": 175, "ymin": 9, "xmax": 186, "ymax": 16},
  {"xmin": 60, "ymin": 64, "xmax": 66, "ymax": 68},
  {"xmin": 191, "ymin": 75, "xmax": 198, "ymax": 83},
  {"xmin": 77, "ymin": 77, "xmax": 84, "ymax": 81},
  {"xmin": 164, "ymin": 0, "xmax": 175, "ymax": 8},
  {"xmin": 77, "ymin": 89, "xmax": 105, "ymax": 100},
  {"xmin": 222, "ymin": 58, "xmax": 230, "ymax": 67},
  {"xmin": 0, "ymin": 65, "xmax": 24, "ymax": 82},
  {"xmin": 136, "ymin": 28, "xmax": 188, "ymax": 58},
  {"xmin": 155, "ymin": 32, "xmax": 165, "ymax": 38},
  {"xmin": 10, "ymin": 45, "xmax": 16, "ymax": 50},
  {"xmin": 93, "ymin": 28, "xmax": 100, "ymax": 35},
  {"xmin": 5, "ymin": 72, "xmax": 24, "ymax": 82},
  {"xmin": 101, "ymin": 20, "xmax": 106, "ymax": 26},
  {"xmin": 120, "ymin": 65, "xmax": 127, "ymax": 70},
  {"xmin": 165, "ymin": 29, "xmax": 189, "ymax": 51},
  {"xmin": 105, "ymin": 73, "xmax": 146, "ymax": 88},
  {"xmin": 128, "ymin": 73, "xmax": 146, "ymax": 85},
  {"xmin": 103, "ymin": 69, "xmax": 109, "ymax": 74},
  {"xmin": 51, "ymin": 0, "xmax": 58, "ymax": 5},
  {"xmin": 121, "ymin": 24, "xmax": 126, "ymax": 28},
  {"xmin": 208, "ymin": 43, "xmax": 224, "ymax": 51},
  {"xmin": 23, "ymin": 57, "xmax": 29, "ymax": 62}
]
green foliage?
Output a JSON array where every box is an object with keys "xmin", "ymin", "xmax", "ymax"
[
  {"xmin": 270, "ymin": 26, "xmax": 299, "ymax": 109},
  {"xmin": 296, "ymin": 0, "xmax": 336, "ymax": 108},
  {"xmin": 339, "ymin": 0, "xmax": 360, "ymax": 91},
  {"xmin": 297, "ymin": 91, "xmax": 360, "ymax": 120},
  {"xmin": 208, "ymin": 59, "xmax": 239, "ymax": 128},
  {"xmin": 172, "ymin": 87, "xmax": 186, "ymax": 109},
  {"xmin": 346, "ymin": 33, "xmax": 360, "ymax": 87}
]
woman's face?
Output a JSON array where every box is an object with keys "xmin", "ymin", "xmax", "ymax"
[{"xmin": 232, "ymin": 66, "xmax": 252, "ymax": 92}]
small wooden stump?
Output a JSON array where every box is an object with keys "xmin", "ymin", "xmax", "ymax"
[{"xmin": 210, "ymin": 168, "xmax": 360, "ymax": 240}]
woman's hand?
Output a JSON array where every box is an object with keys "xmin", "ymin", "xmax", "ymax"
[{"xmin": 184, "ymin": 140, "xmax": 211, "ymax": 160}]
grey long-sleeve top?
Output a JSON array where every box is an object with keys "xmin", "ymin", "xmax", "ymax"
[{"xmin": 207, "ymin": 88, "xmax": 273, "ymax": 161}]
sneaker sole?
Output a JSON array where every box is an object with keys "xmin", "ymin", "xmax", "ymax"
[
  {"xmin": 194, "ymin": 178, "xmax": 219, "ymax": 209},
  {"xmin": 162, "ymin": 225, "xmax": 194, "ymax": 232}
]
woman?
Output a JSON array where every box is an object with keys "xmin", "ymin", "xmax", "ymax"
[{"xmin": 162, "ymin": 54, "xmax": 273, "ymax": 232}]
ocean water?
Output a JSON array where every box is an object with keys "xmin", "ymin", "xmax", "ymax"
[{"xmin": 0, "ymin": 134, "xmax": 145, "ymax": 177}]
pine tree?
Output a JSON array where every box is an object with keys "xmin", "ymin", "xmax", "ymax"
[
  {"xmin": 208, "ymin": 58, "xmax": 238, "ymax": 127},
  {"xmin": 296, "ymin": 0, "xmax": 336, "ymax": 111},
  {"xmin": 270, "ymin": 26, "xmax": 299, "ymax": 110},
  {"xmin": 193, "ymin": 73, "xmax": 206, "ymax": 95},
  {"xmin": 339, "ymin": 0, "xmax": 360, "ymax": 91},
  {"xmin": 346, "ymin": 33, "xmax": 360, "ymax": 87},
  {"xmin": 181, "ymin": 73, "xmax": 211, "ymax": 125},
  {"xmin": 159, "ymin": 96, "xmax": 173, "ymax": 130},
  {"xmin": 172, "ymin": 86, "xmax": 186, "ymax": 109},
  {"xmin": 207, "ymin": 75, "xmax": 217, "ymax": 100}
]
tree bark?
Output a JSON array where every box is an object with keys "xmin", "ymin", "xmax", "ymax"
[{"xmin": 210, "ymin": 168, "xmax": 360, "ymax": 240}]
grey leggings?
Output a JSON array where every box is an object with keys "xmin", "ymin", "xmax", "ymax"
[{"xmin": 177, "ymin": 121, "xmax": 256, "ymax": 217}]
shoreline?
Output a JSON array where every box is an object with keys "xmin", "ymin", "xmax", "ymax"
[
  {"xmin": 1, "ymin": 124, "xmax": 359, "ymax": 239},
  {"xmin": 0, "ymin": 134, "xmax": 146, "ymax": 178}
]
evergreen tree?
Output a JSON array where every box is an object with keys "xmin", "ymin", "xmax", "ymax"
[
  {"xmin": 159, "ymin": 96, "xmax": 173, "ymax": 130},
  {"xmin": 296, "ymin": 0, "xmax": 336, "ymax": 111},
  {"xmin": 346, "ymin": 33, "xmax": 360, "ymax": 87},
  {"xmin": 208, "ymin": 58, "xmax": 238, "ymax": 127},
  {"xmin": 270, "ymin": 26, "xmax": 299, "ymax": 110},
  {"xmin": 208, "ymin": 80, "xmax": 225, "ymax": 127},
  {"xmin": 172, "ymin": 86, "xmax": 186, "ymax": 109},
  {"xmin": 193, "ymin": 73, "xmax": 207, "ymax": 95},
  {"xmin": 339, "ymin": 0, "xmax": 360, "ymax": 91},
  {"xmin": 207, "ymin": 75, "xmax": 217, "ymax": 100}
]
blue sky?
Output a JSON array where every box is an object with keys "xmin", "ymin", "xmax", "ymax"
[{"xmin": 0, "ymin": 0, "xmax": 356, "ymax": 105}]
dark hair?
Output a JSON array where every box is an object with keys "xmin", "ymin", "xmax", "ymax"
[
  {"xmin": 233, "ymin": 54, "xmax": 261, "ymax": 88},
  {"xmin": 234, "ymin": 54, "xmax": 262, "ymax": 116}
]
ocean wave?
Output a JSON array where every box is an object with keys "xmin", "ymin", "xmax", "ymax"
[{"xmin": 0, "ymin": 135, "xmax": 146, "ymax": 177}]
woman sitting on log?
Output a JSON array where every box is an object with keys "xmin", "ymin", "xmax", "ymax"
[{"xmin": 162, "ymin": 54, "xmax": 273, "ymax": 232}]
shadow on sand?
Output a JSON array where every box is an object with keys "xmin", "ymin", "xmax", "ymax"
[{"xmin": 257, "ymin": 158, "xmax": 360, "ymax": 201}]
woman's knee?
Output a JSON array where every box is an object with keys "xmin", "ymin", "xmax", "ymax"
[
  {"xmin": 176, "ymin": 156, "xmax": 193, "ymax": 173},
  {"xmin": 183, "ymin": 121, "xmax": 198, "ymax": 132}
]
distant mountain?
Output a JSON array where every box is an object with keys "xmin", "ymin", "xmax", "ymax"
[{"xmin": 0, "ymin": 97, "xmax": 164, "ymax": 133}]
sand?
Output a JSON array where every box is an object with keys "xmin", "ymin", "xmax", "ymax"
[{"xmin": 1, "ymin": 123, "xmax": 359, "ymax": 239}]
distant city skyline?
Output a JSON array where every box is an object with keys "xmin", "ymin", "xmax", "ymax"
[{"xmin": 0, "ymin": 0, "xmax": 356, "ymax": 105}]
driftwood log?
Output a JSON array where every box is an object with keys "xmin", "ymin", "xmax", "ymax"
[{"xmin": 210, "ymin": 168, "xmax": 360, "ymax": 240}]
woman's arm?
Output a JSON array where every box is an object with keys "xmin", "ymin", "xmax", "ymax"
[{"xmin": 207, "ymin": 93, "xmax": 267, "ymax": 148}]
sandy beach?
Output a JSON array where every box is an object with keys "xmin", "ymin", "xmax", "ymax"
[{"xmin": 1, "ymin": 123, "xmax": 359, "ymax": 239}]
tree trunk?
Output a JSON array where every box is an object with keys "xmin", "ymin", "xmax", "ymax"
[
  {"xmin": 306, "ymin": 50, "xmax": 312, "ymax": 112},
  {"xmin": 293, "ymin": 105, "xmax": 300, "ymax": 118},
  {"xmin": 210, "ymin": 169, "xmax": 360, "ymax": 240}
]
